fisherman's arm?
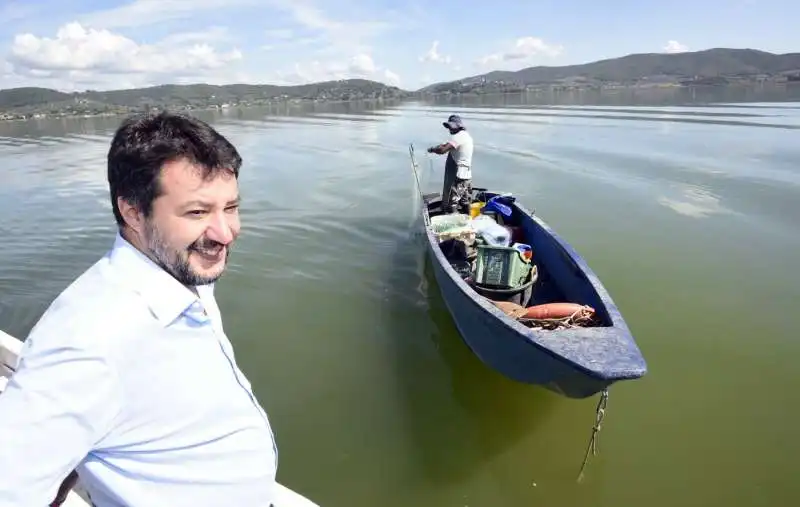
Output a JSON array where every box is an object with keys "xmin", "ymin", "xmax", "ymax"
[
  {"xmin": 427, "ymin": 141, "xmax": 456, "ymax": 154},
  {"xmin": 0, "ymin": 330, "xmax": 122, "ymax": 506}
]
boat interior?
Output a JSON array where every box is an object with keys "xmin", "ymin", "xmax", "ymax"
[{"xmin": 425, "ymin": 189, "xmax": 611, "ymax": 328}]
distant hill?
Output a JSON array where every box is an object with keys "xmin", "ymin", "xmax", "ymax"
[
  {"xmin": 419, "ymin": 48, "xmax": 800, "ymax": 94},
  {"xmin": 0, "ymin": 79, "xmax": 408, "ymax": 119},
  {"xmin": 0, "ymin": 87, "xmax": 73, "ymax": 109},
  {"xmin": 4, "ymin": 48, "xmax": 800, "ymax": 119}
]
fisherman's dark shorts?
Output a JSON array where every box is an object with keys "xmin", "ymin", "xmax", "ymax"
[{"xmin": 447, "ymin": 177, "xmax": 472, "ymax": 214}]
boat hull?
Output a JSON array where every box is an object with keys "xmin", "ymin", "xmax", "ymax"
[
  {"xmin": 425, "ymin": 240, "xmax": 613, "ymax": 398},
  {"xmin": 421, "ymin": 191, "xmax": 646, "ymax": 399}
]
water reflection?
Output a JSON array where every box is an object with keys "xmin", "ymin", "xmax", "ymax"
[
  {"xmin": 385, "ymin": 224, "xmax": 559, "ymax": 488},
  {"xmin": 657, "ymin": 184, "xmax": 732, "ymax": 219}
]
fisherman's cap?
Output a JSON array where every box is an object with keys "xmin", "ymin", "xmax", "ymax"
[{"xmin": 443, "ymin": 114, "xmax": 464, "ymax": 129}]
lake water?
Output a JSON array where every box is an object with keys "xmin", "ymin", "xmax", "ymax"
[{"xmin": 1, "ymin": 87, "xmax": 799, "ymax": 507}]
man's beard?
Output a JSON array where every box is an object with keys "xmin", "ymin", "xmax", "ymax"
[{"xmin": 142, "ymin": 220, "xmax": 231, "ymax": 287}]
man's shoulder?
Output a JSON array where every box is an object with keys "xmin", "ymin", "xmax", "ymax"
[
  {"xmin": 453, "ymin": 130, "xmax": 473, "ymax": 144},
  {"xmin": 23, "ymin": 255, "xmax": 145, "ymax": 356}
]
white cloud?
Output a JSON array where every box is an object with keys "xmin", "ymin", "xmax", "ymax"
[
  {"xmin": 419, "ymin": 40, "xmax": 451, "ymax": 64},
  {"xmin": 270, "ymin": 53, "xmax": 399, "ymax": 86},
  {"xmin": 349, "ymin": 54, "xmax": 376, "ymax": 75},
  {"xmin": 78, "ymin": 0, "xmax": 261, "ymax": 29},
  {"xmin": 663, "ymin": 40, "xmax": 689, "ymax": 53},
  {"xmin": 383, "ymin": 69, "xmax": 400, "ymax": 86},
  {"xmin": 476, "ymin": 36, "xmax": 563, "ymax": 67},
  {"xmin": 263, "ymin": 0, "xmax": 391, "ymax": 55},
  {"xmin": 260, "ymin": 35, "xmax": 323, "ymax": 52},
  {"xmin": 0, "ymin": 1, "xmax": 421, "ymax": 90},
  {"xmin": 257, "ymin": 1, "xmax": 401, "ymax": 85},
  {"xmin": 160, "ymin": 26, "xmax": 231, "ymax": 45},
  {"xmin": 265, "ymin": 28, "xmax": 294, "ymax": 40},
  {"xmin": 6, "ymin": 22, "xmax": 243, "ymax": 90}
]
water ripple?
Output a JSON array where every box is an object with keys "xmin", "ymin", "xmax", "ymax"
[
  {"xmin": 403, "ymin": 106, "xmax": 800, "ymax": 130},
  {"xmin": 2, "ymin": 100, "xmax": 800, "ymax": 507}
]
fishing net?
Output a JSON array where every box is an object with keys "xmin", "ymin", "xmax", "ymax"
[{"xmin": 519, "ymin": 306, "xmax": 597, "ymax": 330}]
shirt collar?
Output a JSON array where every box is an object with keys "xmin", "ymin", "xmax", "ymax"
[{"xmin": 107, "ymin": 232, "xmax": 212, "ymax": 327}]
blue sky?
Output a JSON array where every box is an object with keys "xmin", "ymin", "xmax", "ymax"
[{"xmin": 0, "ymin": 0, "xmax": 796, "ymax": 92}]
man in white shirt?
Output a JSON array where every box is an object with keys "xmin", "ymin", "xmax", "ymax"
[
  {"xmin": 0, "ymin": 111, "xmax": 279, "ymax": 506},
  {"xmin": 427, "ymin": 114, "xmax": 474, "ymax": 214}
]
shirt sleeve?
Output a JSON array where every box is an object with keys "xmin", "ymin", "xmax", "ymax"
[
  {"xmin": 448, "ymin": 133, "xmax": 461, "ymax": 148},
  {"xmin": 0, "ymin": 330, "xmax": 122, "ymax": 506}
]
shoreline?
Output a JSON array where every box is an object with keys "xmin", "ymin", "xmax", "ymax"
[
  {"xmin": 2, "ymin": 82, "xmax": 800, "ymax": 123},
  {"xmin": 0, "ymin": 96, "xmax": 407, "ymax": 123}
]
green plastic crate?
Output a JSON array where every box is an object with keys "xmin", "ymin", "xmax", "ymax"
[{"xmin": 473, "ymin": 244, "xmax": 532, "ymax": 288}]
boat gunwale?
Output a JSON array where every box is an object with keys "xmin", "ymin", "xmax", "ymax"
[
  {"xmin": 0, "ymin": 328, "xmax": 21, "ymax": 376},
  {"xmin": 421, "ymin": 191, "xmax": 647, "ymax": 381}
]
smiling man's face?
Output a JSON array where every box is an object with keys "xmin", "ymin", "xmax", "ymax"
[{"xmin": 125, "ymin": 157, "xmax": 241, "ymax": 286}]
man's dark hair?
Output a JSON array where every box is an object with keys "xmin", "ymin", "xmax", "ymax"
[{"xmin": 107, "ymin": 110, "xmax": 242, "ymax": 228}]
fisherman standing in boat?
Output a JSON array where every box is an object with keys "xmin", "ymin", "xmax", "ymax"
[
  {"xmin": 0, "ymin": 111, "xmax": 283, "ymax": 506},
  {"xmin": 427, "ymin": 114, "xmax": 474, "ymax": 214}
]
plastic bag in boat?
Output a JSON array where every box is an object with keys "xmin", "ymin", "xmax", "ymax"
[
  {"xmin": 430, "ymin": 214, "xmax": 475, "ymax": 243},
  {"xmin": 483, "ymin": 195, "xmax": 514, "ymax": 218},
  {"xmin": 470, "ymin": 215, "xmax": 511, "ymax": 247}
]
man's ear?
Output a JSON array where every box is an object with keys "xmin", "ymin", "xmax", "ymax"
[{"xmin": 117, "ymin": 197, "xmax": 144, "ymax": 234}]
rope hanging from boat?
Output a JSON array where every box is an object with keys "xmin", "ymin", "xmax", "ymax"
[
  {"xmin": 408, "ymin": 143, "xmax": 424, "ymax": 201},
  {"xmin": 576, "ymin": 388, "xmax": 609, "ymax": 483}
]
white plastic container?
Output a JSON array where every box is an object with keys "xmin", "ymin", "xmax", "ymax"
[{"xmin": 470, "ymin": 215, "xmax": 511, "ymax": 247}]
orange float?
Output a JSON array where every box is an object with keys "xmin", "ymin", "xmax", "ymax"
[{"xmin": 523, "ymin": 303, "xmax": 595, "ymax": 320}]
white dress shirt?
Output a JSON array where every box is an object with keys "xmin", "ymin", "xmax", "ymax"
[{"xmin": 0, "ymin": 233, "xmax": 278, "ymax": 506}]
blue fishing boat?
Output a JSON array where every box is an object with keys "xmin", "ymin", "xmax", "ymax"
[{"xmin": 419, "ymin": 185, "xmax": 648, "ymax": 399}]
